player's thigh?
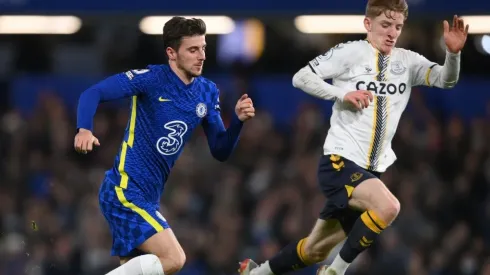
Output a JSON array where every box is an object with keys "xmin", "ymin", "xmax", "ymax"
[
  {"xmin": 349, "ymin": 177, "xmax": 400, "ymax": 223},
  {"xmin": 317, "ymin": 154, "xmax": 379, "ymax": 232},
  {"xmin": 138, "ymin": 228, "xmax": 186, "ymax": 266},
  {"xmin": 304, "ymin": 219, "xmax": 346, "ymax": 259}
]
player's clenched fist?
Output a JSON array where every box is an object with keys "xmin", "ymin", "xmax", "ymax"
[
  {"xmin": 343, "ymin": 90, "xmax": 374, "ymax": 111},
  {"xmin": 235, "ymin": 94, "xmax": 255, "ymax": 121},
  {"xmin": 74, "ymin": 128, "xmax": 100, "ymax": 154}
]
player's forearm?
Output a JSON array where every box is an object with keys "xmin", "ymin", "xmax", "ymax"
[
  {"xmin": 77, "ymin": 88, "xmax": 102, "ymax": 131},
  {"xmin": 292, "ymin": 66, "xmax": 349, "ymax": 101},
  {"xmin": 205, "ymin": 114, "xmax": 243, "ymax": 162},
  {"xmin": 429, "ymin": 50, "xmax": 461, "ymax": 89}
]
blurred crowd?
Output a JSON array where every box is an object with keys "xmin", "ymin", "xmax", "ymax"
[{"xmin": 0, "ymin": 78, "xmax": 490, "ymax": 275}]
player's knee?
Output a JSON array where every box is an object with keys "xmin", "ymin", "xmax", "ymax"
[
  {"xmin": 353, "ymin": 179, "xmax": 400, "ymax": 224},
  {"xmin": 164, "ymin": 249, "xmax": 186, "ymax": 272},
  {"xmin": 175, "ymin": 250, "xmax": 187, "ymax": 270},
  {"xmin": 377, "ymin": 195, "xmax": 400, "ymax": 224}
]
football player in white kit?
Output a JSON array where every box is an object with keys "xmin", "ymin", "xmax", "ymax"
[{"xmin": 239, "ymin": 0, "xmax": 469, "ymax": 274}]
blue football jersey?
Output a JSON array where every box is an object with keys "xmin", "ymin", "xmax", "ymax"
[
  {"xmin": 77, "ymin": 64, "xmax": 242, "ymax": 204},
  {"xmin": 112, "ymin": 65, "xmax": 224, "ymax": 203}
]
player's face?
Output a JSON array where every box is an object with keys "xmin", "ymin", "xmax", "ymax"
[
  {"xmin": 364, "ymin": 11, "xmax": 405, "ymax": 55},
  {"xmin": 175, "ymin": 35, "xmax": 206, "ymax": 78}
]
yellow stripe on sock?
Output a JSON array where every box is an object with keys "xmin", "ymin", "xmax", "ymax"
[
  {"xmin": 360, "ymin": 212, "xmax": 381, "ymax": 234},
  {"xmin": 296, "ymin": 238, "xmax": 314, "ymax": 265},
  {"xmin": 367, "ymin": 210, "xmax": 387, "ymax": 230},
  {"xmin": 296, "ymin": 238, "xmax": 306, "ymax": 263}
]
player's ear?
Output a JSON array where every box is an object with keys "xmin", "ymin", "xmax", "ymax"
[
  {"xmin": 166, "ymin": 47, "xmax": 177, "ymax": 61},
  {"xmin": 364, "ymin": 17, "xmax": 372, "ymax": 32}
]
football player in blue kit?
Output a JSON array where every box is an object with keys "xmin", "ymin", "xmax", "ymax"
[{"xmin": 74, "ymin": 16, "xmax": 255, "ymax": 275}]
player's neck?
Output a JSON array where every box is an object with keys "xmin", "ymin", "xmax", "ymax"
[{"xmin": 169, "ymin": 62, "xmax": 194, "ymax": 85}]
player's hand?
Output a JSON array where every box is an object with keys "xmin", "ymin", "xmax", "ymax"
[
  {"xmin": 443, "ymin": 15, "xmax": 469, "ymax": 53},
  {"xmin": 343, "ymin": 90, "xmax": 373, "ymax": 111},
  {"xmin": 235, "ymin": 94, "xmax": 255, "ymax": 122},
  {"xmin": 74, "ymin": 128, "xmax": 100, "ymax": 154}
]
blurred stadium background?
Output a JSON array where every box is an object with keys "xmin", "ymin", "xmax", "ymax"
[{"xmin": 1, "ymin": 0, "xmax": 490, "ymax": 274}]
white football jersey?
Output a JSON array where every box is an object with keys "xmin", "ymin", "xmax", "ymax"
[{"xmin": 308, "ymin": 40, "xmax": 442, "ymax": 172}]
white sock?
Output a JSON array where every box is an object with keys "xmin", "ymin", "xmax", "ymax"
[
  {"xmin": 250, "ymin": 260, "xmax": 274, "ymax": 275},
  {"xmin": 329, "ymin": 254, "xmax": 350, "ymax": 275},
  {"xmin": 106, "ymin": 254, "xmax": 164, "ymax": 275}
]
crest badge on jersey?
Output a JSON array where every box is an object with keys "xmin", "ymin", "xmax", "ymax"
[
  {"xmin": 390, "ymin": 61, "xmax": 406, "ymax": 75},
  {"xmin": 196, "ymin": 103, "xmax": 207, "ymax": 118},
  {"xmin": 351, "ymin": 172, "xmax": 363, "ymax": 182}
]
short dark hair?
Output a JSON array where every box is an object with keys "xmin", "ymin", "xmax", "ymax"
[
  {"xmin": 162, "ymin": 17, "xmax": 206, "ymax": 51},
  {"xmin": 366, "ymin": 0, "xmax": 408, "ymax": 21}
]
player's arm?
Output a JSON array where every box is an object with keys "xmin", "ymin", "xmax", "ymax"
[
  {"xmin": 292, "ymin": 43, "xmax": 373, "ymax": 110},
  {"xmin": 201, "ymin": 90, "xmax": 244, "ymax": 162},
  {"xmin": 412, "ymin": 15, "xmax": 469, "ymax": 89},
  {"xmin": 409, "ymin": 50, "xmax": 460, "ymax": 89},
  {"xmin": 75, "ymin": 69, "xmax": 149, "ymax": 154},
  {"xmin": 292, "ymin": 44, "xmax": 352, "ymax": 102},
  {"xmin": 77, "ymin": 70, "xmax": 148, "ymax": 132}
]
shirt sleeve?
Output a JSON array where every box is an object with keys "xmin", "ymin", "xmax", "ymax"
[
  {"xmin": 308, "ymin": 42, "xmax": 355, "ymax": 79},
  {"xmin": 201, "ymin": 85, "xmax": 243, "ymax": 162},
  {"xmin": 293, "ymin": 42, "xmax": 357, "ymax": 101},
  {"xmin": 409, "ymin": 50, "xmax": 460, "ymax": 88},
  {"xmin": 76, "ymin": 68, "xmax": 152, "ymax": 131}
]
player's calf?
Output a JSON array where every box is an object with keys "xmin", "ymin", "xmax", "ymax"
[
  {"xmin": 241, "ymin": 219, "xmax": 345, "ymax": 275},
  {"xmin": 303, "ymin": 220, "xmax": 347, "ymax": 263}
]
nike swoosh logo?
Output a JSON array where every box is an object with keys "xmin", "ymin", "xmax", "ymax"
[{"xmin": 159, "ymin": 97, "xmax": 171, "ymax": 102}]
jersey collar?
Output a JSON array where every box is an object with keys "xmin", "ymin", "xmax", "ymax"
[
  {"xmin": 366, "ymin": 38, "xmax": 391, "ymax": 57},
  {"xmin": 164, "ymin": 64, "xmax": 198, "ymax": 90}
]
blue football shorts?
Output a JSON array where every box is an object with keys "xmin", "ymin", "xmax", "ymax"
[{"xmin": 98, "ymin": 177, "xmax": 170, "ymax": 257}]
